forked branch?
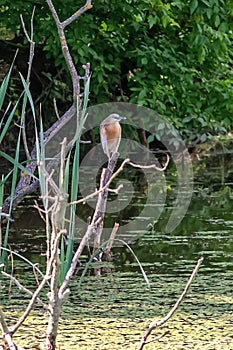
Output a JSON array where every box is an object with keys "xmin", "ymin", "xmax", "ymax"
[
  {"xmin": 137, "ymin": 257, "xmax": 204, "ymax": 350},
  {"xmin": 46, "ymin": 0, "xmax": 92, "ymax": 99}
]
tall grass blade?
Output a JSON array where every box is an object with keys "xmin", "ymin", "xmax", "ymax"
[
  {"xmin": 0, "ymin": 100, "xmax": 20, "ymax": 145},
  {"xmin": 0, "ymin": 54, "xmax": 17, "ymax": 110},
  {"xmin": 0, "ymin": 102, "xmax": 11, "ymax": 130},
  {"xmin": 0, "ymin": 175, "xmax": 4, "ymax": 260},
  {"xmin": 0, "ymin": 247, "xmax": 45, "ymax": 278},
  {"xmin": 59, "ymin": 236, "xmax": 66, "ymax": 285},
  {"xmin": 62, "ymin": 139, "xmax": 79, "ymax": 281},
  {"xmin": 2, "ymin": 121, "xmax": 22, "ymax": 265},
  {"xmin": 116, "ymin": 239, "xmax": 151, "ymax": 290},
  {"xmin": 77, "ymin": 239, "xmax": 151, "ymax": 292},
  {"xmin": 61, "ymin": 81, "xmax": 90, "ymax": 282},
  {"xmin": 38, "ymin": 113, "xmax": 46, "ymax": 201},
  {"xmin": 81, "ymin": 77, "xmax": 90, "ymax": 121},
  {"xmin": 77, "ymin": 241, "xmax": 109, "ymax": 292},
  {"xmin": 58, "ymin": 80, "xmax": 90, "ymax": 283},
  {"xmin": 0, "ymin": 151, "xmax": 38, "ymax": 180},
  {"xmin": 19, "ymin": 72, "xmax": 36, "ymax": 120}
]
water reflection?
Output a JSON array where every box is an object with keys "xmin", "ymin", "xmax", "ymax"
[
  {"xmin": 1, "ymin": 150, "xmax": 233, "ymax": 349},
  {"xmin": 4, "ymin": 158, "xmax": 233, "ymax": 277}
]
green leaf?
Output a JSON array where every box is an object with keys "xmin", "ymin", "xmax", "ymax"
[
  {"xmin": 0, "ymin": 151, "xmax": 38, "ymax": 180},
  {"xmin": 0, "ymin": 53, "xmax": 17, "ymax": 110},
  {"xmin": 215, "ymin": 15, "xmax": 220, "ymax": 27},
  {"xmin": 148, "ymin": 15, "xmax": 157, "ymax": 28},
  {"xmin": 19, "ymin": 72, "xmax": 36, "ymax": 120},
  {"xmin": 141, "ymin": 57, "xmax": 148, "ymax": 65},
  {"xmin": 0, "ymin": 101, "xmax": 20, "ymax": 144},
  {"xmin": 147, "ymin": 134, "xmax": 155, "ymax": 143},
  {"xmin": 219, "ymin": 21, "xmax": 228, "ymax": 32},
  {"xmin": 158, "ymin": 122, "xmax": 165, "ymax": 130},
  {"xmin": 190, "ymin": 0, "xmax": 198, "ymax": 14}
]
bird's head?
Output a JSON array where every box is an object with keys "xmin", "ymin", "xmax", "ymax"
[{"xmin": 101, "ymin": 113, "xmax": 126, "ymax": 125}]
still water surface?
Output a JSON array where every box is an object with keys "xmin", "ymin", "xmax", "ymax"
[{"xmin": 1, "ymin": 150, "xmax": 233, "ymax": 349}]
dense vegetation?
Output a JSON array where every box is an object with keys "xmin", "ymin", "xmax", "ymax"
[{"xmin": 1, "ymin": 0, "xmax": 233, "ymax": 143}]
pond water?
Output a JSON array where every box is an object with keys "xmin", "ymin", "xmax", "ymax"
[{"xmin": 1, "ymin": 145, "xmax": 233, "ymax": 349}]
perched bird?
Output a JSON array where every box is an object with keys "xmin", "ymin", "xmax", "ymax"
[{"xmin": 100, "ymin": 113, "xmax": 126, "ymax": 160}]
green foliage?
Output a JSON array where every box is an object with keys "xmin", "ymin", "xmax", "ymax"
[
  {"xmin": 0, "ymin": 65, "xmax": 25, "ymax": 267},
  {"xmin": 0, "ymin": 64, "xmax": 40, "ymax": 269},
  {"xmin": 59, "ymin": 80, "xmax": 90, "ymax": 284},
  {"xmin": 1, "ymin": 0, "xmax": 233, "ymax": 141}
]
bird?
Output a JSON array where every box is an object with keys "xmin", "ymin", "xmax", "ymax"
[{"xmin": 100, "ymin": 113, "xmax": 126, "ymax": 161}]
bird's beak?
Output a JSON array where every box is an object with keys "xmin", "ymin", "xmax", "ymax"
[{"xmin": 118, "ymin": 115, "xmax": 127, "ymax": 121}]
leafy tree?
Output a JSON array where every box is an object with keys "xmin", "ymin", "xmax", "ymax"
[{"xmin": 1, "ymin": 0, "xmax": 233, "ymax": 142}]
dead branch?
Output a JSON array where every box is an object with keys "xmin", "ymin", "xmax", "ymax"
[
  {"xmin": 59, "ymin": 153, "xmax": 120, "ymax": 297},
  {"xmin": 1, "ymin": 271, "xmax": 47, "ymax": 309},
  {"xmin": 20, "ymin": 7, "xmax": 35, "ymax": 85},
  {"xmin": 128, "ymin": 152, "xmax": 169, "ymax": 171},
  {"xmin": 103, "ymin": 222, "xmax": 119, "ymax": 262},
  {"xmin": 46, "ymin": 0, "xmax": 92, "ymax": 100},
  {"xmin": 20, "ymin": 7, "xmax": 36, "ymax": 161},
  {"xmin": 10, "ymin": 273, "xmax": 51, "ymax": 335},
  {"xmin": 137, "ymin": 257, "xmax": 204, "ymax": 350},
  {"xmin": 70, "ymin": 153, "xmax": 169, "ymax": 206},
  {"xmin": 1, "ymin": 104, "xmax": 76, "ymax": 216},
  {"xmin": 0, "ymin": 307, "xmax": 26, "ymax": 350}
]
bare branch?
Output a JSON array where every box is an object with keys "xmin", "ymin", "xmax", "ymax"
[
  {"xmin": 0, "ymin": 307, "xmax": 26, "ymax": 350},
  {"xmin": 1, "ymin": 104, "xmax": 76, "ymax": 215},
  {"xmin": 157, "ymin": 257, "xmax": 203, "ymax": 327},
  {"xmin": 143, "ymin": 331, "xmax": 169, "ymax": 345},
  {"xmin": 20, "ymin": 6, "xmax": 35, "ymax": 85},
  {"xmin": 1, "ymin": 272, "xmax": 47, "ymax": 309},
  {"xmin": 108, "ymin": 184, "xmax": 123, "ymax": 194},
  {"xmin": 46, "ymin": 0, "xmax": 92, "ymax": 99},
  {"xmin": 70, "ymin": 153, "xmax": 169, "ymax": 206},
  {"xmin": 59, "ymin": 153, "xmax": 120, "ymax": 297},
  {"xmin": 104, "ymin": 222, "xmax": 119, "ymax": 254},
  {"xmin": 137, "ymin": 257, "xmax": 204, "ymax": 350},
  {"xmin": 128, "ymin": 152, "xmax": 169, "ymax": 171},
  {"xmin": 62, "ymin": 1, "xmax": 93, "ymax": 29},
  {"xmin": 0, "ymin": 307, "xmax": 9, "ymax": 334},
  {"xmin": 10, "ymin": 272, "xmax": 51, "ymax": 335},
  {"xmin": 20, "ymin": 7, "xmax": 36, "ymax": 161}
]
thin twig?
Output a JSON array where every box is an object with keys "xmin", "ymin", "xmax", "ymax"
[
  {"xmin": 11, "ymin": 224, "xmax": 65, "ymax": 335},
  {"xmin": 137, "ymin": 257, "xmax": 204, "ymax": 350},
  {"xmin": 62, "ymin": 1, "xmax": 93, "ymax": 29},
  {"xmin": 46, "ymin": 0, "xmax": 92, "ymax": 99},
  {"xmin": 0, "ymin": 307, "xmax": 9, "ymax": 334},
  {"xmin": 105, "ymin": 223, "xmax": 119, "ymax": 253},
  {"xmin": 0, "ymin": 307, "xmax": 26, "ymax": 350},
  {"xmin": 144, "ymin": 331, "xmax": 169, "ymax": 344},
  {"xmin": 157, "ymin": 256, "xmax": 203, "ymax": 327},
  {"xmin": 70, "ymin": 154, "xmax": 169, "ymax": 206},
  {"xmin": 20, "ymin": 6, "xmax": 35, "ymax": 85},
  {"xmin": 1, "ymin": 272, "xmax": 47, "ymax": 309},
  {"xmin": 108, "ymin": 184, "xmax": 123, "ymax": 194},
  {"xmin": 10, "ymin": 269, "xmax": 51, "ymax": 335},
  {"xmin": 20, "ymin": 7, "xmax": 36, "ymax": 161},
  {"xmin": 53, "ymin": 98, "xmax": 60, "ymax": 120},
  {"xmin": 128, "ymin": 152, "xmax": 169, "ymax": 171}
]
